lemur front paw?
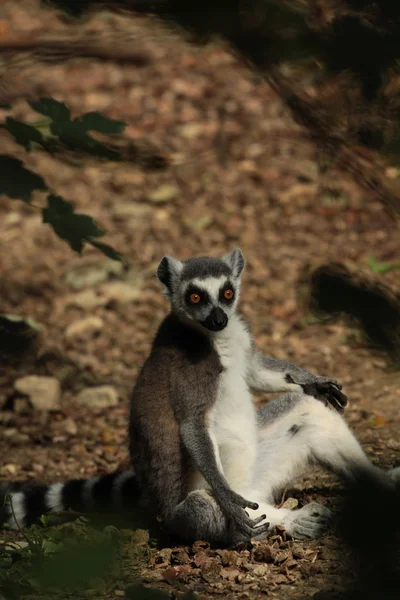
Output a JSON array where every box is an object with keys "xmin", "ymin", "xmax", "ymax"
[
  {"xmin": 282, "ymin": 502, "xmax": 332, "ymax": 540},
  {"xmin": 224, "ymin": 491, "xmax": 270, "ymax": 539},
  {"xmin": 303, "ymin": 378, "xmax": 348, "ymax": 414},
  {"xmin": 227, "ymin": 503, "xmax": 270, "ymax": 539}
]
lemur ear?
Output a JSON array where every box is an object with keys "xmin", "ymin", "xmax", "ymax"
[
  {"xmin": 157, "ymin": 255, "xmax": 183, "ymax": 290},
  {"xmin": 222, "ymin": 248, "xmax": 246, "ymax": 277}
]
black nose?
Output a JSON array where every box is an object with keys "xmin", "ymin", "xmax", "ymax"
[
  {"xmin": 202, "ymin": 307, "xmax": 228, "ymax": 331},
  {"xmin": 213, "ymin": 315, "xmax": 227, "ymax": 328}
]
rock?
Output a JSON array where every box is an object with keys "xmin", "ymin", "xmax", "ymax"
[
  {"xmin": 387, "ymin": 438, "xmax": 400, "ymax": 451},
  {"xmin": 62, "ymin": 289, "xmax": 105, "ymax": 310},
  {"xmin": 281, "ymin": 497, "xmax": 299, "ymax": 510},
  {"xmin": 112, "ymin": 202, "xmax": 152, "ymax": 220},
  {"xmin": 98, "ymin": 281, "xmax": 141, "ymax": 304},
  {"xmin": 63, "ymin": 417, "xmax": 78, "ymax": 436},
  {"xmin": 2, "ymin": 463, "xmax": 16, "ymax": 475},
  {"xmin": 32, "ymin": 463, "xmax": 44, "ymax": 474},
  {"xmin": 188, "ymin": 215, "xmax": 214, "ymax": 231},
  {"xmin": 65, "ymin": 317, "xmax": 104, "ymax": 341},
  {"xmin": 75, "ymin": 385, "xmax": 119, "ymax": 408},
  {"xmin": 14, "ymin": 376, "xmax": 61, "ymax": 411},
  {"xmin": 64, "ymin": 259, "xmax": 124, "ymax": 290},
  {"xmin": 62, "ymin": 280, "xmax": 141, "ymax": 310},
  {"xmin": 179, "ymin": 123, "xmax": 203, "ymax": 139},
  {"xmin": 146, "ymin": 184, "xmax": 179, "ymax": 203}
]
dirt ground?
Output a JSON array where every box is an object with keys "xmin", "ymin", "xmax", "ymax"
[{"xmin": 1, "ymin": 2, "xmax": 400, "ymax": 599}]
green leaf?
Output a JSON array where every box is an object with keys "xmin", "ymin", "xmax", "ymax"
[
  {"xmin": 5, "ymin": 117, "xmax": 44, "ymax": 151},
  {"xmin": 29, "ymin": 98, "xmax": 71, "ymax": 121},
  {"xmin": 51, "ymin": 119, "xmax": 121, "ymax": 160},
  {"xmin": 42, "ymin": 194, "xmax": 105, "ymax": 254},
  {"xmin": 28, "ymin": 99, "xmax": 123, "ymax": 160},
  {"xmin": 89, "ymin": 239, "xmax": 125, "ymax": 263},
  {"xmin": 59, "ymin": 131, "xmax": 121, "ymax": 160},
  {"xmin": 0, "ymin": 155, "xmax": 47, "ymax": 203},
  {"xmin": 367, "ymin": 255, "xmax": 400, "ymax": 275},
  {"xmin": 76, "ymin": 112, "xmax": 126, "ymax": 134}
]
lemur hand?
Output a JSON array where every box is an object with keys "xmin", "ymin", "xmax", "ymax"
[
  {"xmin": 285, "ymin": 373, "xmax": 348, "ymax": 413},
  {"xmin": 223, "ymin": 491, "xmax": 270, "ymax": 539},
  {"xmin": 302, "ymin": 378, "xmax": 348, "ymax": 414}
]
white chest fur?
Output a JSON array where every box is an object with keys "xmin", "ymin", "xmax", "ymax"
[
  {"xmin": 209, "ymin": 316, "xmax": 257, "ymax": 448},
  {"xmin": 188, "ymin": 315, "xmax": 258, "ymax": 494}
]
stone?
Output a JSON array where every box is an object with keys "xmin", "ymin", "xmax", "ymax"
[
  {"xmin": 63, "ymin": 289, "xmax": 105, "ymax": 310},
  {"xmin": 98, "ymin": 281, "xmax": 141, "ymax": 303},
  {"xmin": 64, "ymin": 259, "xmax": 124, "ymax": 290},
  {"xmin": 387, "ymin": 438, "xmax": 400, "ymax": 451},
  {"xmin": 75, "ymin": 385, "xmax": 119, "ymax": 408},
  {"xmin": 112, "ymin": 202, "xmax": 151, "ymax": 220},
  {"xmin": 281, "ymin": 497, "xmax": 299, "ymax": 510},
  {"xmin": 14, "ymin": 376, "xmax": 61, "ymax": 411},
  {"xmin": 2, "ymin": 463, "xmax": 16, "ymax": 475},
  {"xmin": 146, "ymin": 184, "xmax": 179, "ymax": 203},
  {"xmin": 63, "ymin": 417, "xmax": 78, "ymax": 436},
  {"xmin": 65, "ymin": 316, "xmax": 104, "ymax": 341}
]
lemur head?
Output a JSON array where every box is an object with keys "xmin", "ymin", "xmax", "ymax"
[{"xmin": 157, "ymin": 248, "xmax": 246, "ymax": 332}]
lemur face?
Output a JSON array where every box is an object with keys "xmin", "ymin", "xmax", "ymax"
[{"xmin": 157, "ymin": 249, "xmax": 246, "ymax": 332}]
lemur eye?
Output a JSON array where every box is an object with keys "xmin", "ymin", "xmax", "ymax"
[
  {"xmin": 224, "ymin": 289, "xmax": 234, "ymax": 300},
  {"xmin": 190, "ymin": 293, "xmax": 201, "ymax": 304}
]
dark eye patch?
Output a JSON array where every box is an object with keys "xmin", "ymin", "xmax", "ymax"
[
  {"xmin": 219, "ymin": 281, "xmax": 235, "ymax": 304},
  {"xmin": 185, "ymin": 285, "xmax": 210, "ymax": 306}
]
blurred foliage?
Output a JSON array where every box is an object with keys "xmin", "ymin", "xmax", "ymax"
[
  {"xmin": 367, "ymin": 255, "xmax": 400, "ymax": 275},
  {"xmin": 0, "ymin": 514, "xmax": 182, "ymax": 600},
  {"xmin": 1, "ymin": 95, "xmax": 168, "ymax": 261},
  {"xmin": 0, "ymin": 100, "xmax": 126, "ymax": 262}
]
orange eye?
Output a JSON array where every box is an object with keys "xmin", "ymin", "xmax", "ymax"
[
  {"xmin": 224, "ymin": 289, "xmax": 234, "ymax": 300},
  {"xmin": 190, "ymin": 293, "xmax": 201, "ymax": 304}
]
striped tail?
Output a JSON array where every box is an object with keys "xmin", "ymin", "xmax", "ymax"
[{"xmin": 1, "ymin": 470, "xmax": 138, "ymax": 529}]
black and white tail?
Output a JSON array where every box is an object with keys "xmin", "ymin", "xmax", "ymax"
[{"xmin": 1, "ymin": 470, "xmax": 138, "ymax": 529}]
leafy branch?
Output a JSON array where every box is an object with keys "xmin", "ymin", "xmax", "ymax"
[{"xmin": 0, "ymin": 98, "xmax": 128, "ymax": 261}]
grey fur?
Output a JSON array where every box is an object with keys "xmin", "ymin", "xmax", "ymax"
[
  {"xmin": 257, "ymin": 393, "xmax": 300, "ymax": 427},
  {"xmin": 181, "ymin": 257, "xmax": 231, "ymax": 281},
  {"xmin": 222, "ymin": 248, "xmax": 246, "ymax": 277},
  {"xmin": 129, "ymin": 313, "xmax": 268, "ymax": 543}
]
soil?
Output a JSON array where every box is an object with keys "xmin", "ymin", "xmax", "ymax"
[{"xmin": 0, "ymin": 2, "xmax": 400, "ymax": 599}]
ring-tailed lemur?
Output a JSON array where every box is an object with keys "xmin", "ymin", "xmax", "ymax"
[{"xmin": 2, "ymin": 249, "xmax": 399, "ymax": 545}]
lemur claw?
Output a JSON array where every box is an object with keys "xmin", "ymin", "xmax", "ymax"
[{"xmin": 302, "ymin": 380, "xmax": 348, "ymax": 413}]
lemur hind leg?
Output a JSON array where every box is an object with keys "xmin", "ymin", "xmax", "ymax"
[
  {"xmin": 165, "ymin": 489, "xmax": 264, "ymax": 546},
  {"xmin": 245, "ymin": 391, "xmax": 395, "ymax": 540}
]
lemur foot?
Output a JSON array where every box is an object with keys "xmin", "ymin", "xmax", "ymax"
[{"xmin": 282, "ymin": 502, "xmax": 332, "ymax": 540}]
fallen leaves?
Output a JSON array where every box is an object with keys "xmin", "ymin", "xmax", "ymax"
[{"xmin": 144, "ymin": 532, "xmax": 324, "ymax": 595}]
